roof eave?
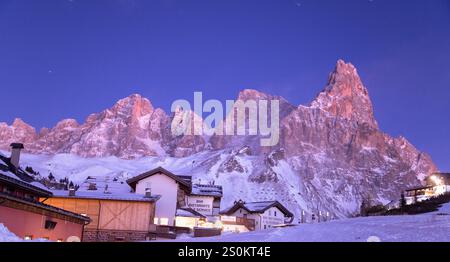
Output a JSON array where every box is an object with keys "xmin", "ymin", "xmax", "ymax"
[
  {"xmin": 126, "ymin": 167, "xmax": 192, "ymax": 191},
  {"xmin": 0, "ymin": 173, "xmax": 52, "ymax": 197}
]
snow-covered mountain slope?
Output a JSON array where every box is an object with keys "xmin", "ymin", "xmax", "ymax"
[
  {"xmin": 3, "ymin": 150, "xmax": 312, "ymax": 218},
  {"xmin": 0, "ymin": 60, "xmax": 438, "ymax": 218}
]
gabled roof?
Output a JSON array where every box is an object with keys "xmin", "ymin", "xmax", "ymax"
[
  {"xmin": 0, "ymin": 154, "xmax": 52, "ymax": 197},
  {"xmin": 126, "ymin": 166, "xmax": 192, "ymax": 191},
  {"xmin": 191, "ymin": 183, "xmax": 223, "ymax": 197},
  {"xmin": 221, "ymin": 200, "xmax": 294, "ymax": 217}
]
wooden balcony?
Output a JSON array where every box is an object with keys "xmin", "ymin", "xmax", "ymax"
[{"xmin": 222, "ymin": 217, "xmax": 256, "ymax": 231}]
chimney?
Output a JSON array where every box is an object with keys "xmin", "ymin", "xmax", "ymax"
[
  {"xmin": 68, "ymin": 188, "xmax": 76, "ymax": 197},
  {"xmin": 144, "ymin": 188, "xmax": 152, "ymax": 198},
  {"xmin": 88, "ymin": 183, "xmax": 97, "ymax": 190},
  {"xmin": 104, "ymin": 184, "xmax": 111, "ymax": 194},
  {"xmin": 10, "ymin": 143, "xmax": 24, "ymax": 169}
]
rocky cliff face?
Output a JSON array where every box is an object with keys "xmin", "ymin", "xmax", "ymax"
[
  {"xmin": 310, "ymin": 60, "xmax": 378, "ymax": 128},
  {"xmin": 24, "ymin": 94, "xmax": 170, "ymax": 158},
  {"xmin": 0, "ymin": 60, "xmax": 437, "ymax": 218}
]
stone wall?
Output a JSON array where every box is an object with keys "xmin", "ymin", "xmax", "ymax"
[{"xmin": 82, "ymin": 229, "xmax": 150, "ymax": 242}]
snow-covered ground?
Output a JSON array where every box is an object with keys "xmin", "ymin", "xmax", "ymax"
[
  {"xmin": 0, "ymin": 224, "xmax": 22, "ymax": 242},
  {"xmin": 0, "ymin": 224, "xmax": 50, "ymax": 242},
  {"xmin": 2, "ymin": 205, "xmax": 449, "ymax": 242},
  {"xmin": 166, "ymin": 203, "xmax": 450, "ymax": 242}
]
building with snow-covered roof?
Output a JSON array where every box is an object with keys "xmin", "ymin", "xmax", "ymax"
[
  {"xmin": 43, "ymin": 188, "xmax": 160, "ymax": 242},
  {"xmin": 220, "ymin": 200, "xmax": 294, "ymax": 232},
  {"xmin": 126, "ymin": 166, "xmax": 223, "ymax": 231},
  {"xmin": 0, "ymin": 143, "xmax": 89, "ymax": 242},
  {"xmin": 405, "ymin": 172, "xmax": 450, "ymax": 205},
  {"xmin": 127, "ymin": 166, "xmax": 193, "ymax": 228}
]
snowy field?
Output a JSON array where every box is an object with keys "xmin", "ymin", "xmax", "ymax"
[
  {"xmin": 2, "ymin": 203, "xmax": 449, "ymax": 242},
  {"xmin": 167, "ymin": 203, "xmax": 450, "ymax": 242}
]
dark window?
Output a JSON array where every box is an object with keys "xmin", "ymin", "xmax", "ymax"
[
  {"xmin": 3, "ymin": 186, "xmax": 12, "ymax": 194},
  {"xmin": 24, "ymin": 193, "xmax": 34, "ymax": 200},
  {"xmin": 44, "ymin": 220, "xmax": 57, "ymax": 230}
]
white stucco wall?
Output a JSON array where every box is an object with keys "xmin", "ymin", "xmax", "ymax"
[
  {"xmin": 260, "ymin": 207, "xmax": 285, "ymax": 230},
  {"xmin": 135, "ymin": 173, "xmax": 179, "ymax": 226},
  {"xmin": 230, "ymin": 206, "xmax": 285, "ymax": 230},
  {"xmin": 229, "ymin": 208, "xmax": 262, "ymax": 230}
]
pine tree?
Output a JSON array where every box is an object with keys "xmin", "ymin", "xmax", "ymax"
[
  {"xmin": 360, "ymin": 195, "xmax": 372, "ymax": 217},
  {"xmin": 48, "ymin": 173, "xmax": 55, "ymax": 181},
  {"xmin": 400, "ymin": 193, "xmax": 407, "ymax": 213},
  {"xmin": 25, "ymin": 166, "xmax": 35, "ymax": 175},
  {"xmin": 360, "ymin": 199, "xmax": 367, "ymax": 217}
]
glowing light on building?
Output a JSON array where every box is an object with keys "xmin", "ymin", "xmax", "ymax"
[{"xmin": 430, "ymin": 175, "xmax": 443, "ymax": 186}]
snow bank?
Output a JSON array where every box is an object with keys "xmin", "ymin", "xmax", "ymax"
[
  {"xmin": 166, "ymin": 211, "xmax": 450, "ymax": 242},
  {"xmin": 0, "ymin": 223, "xmax": 22, "ymax": 242}
]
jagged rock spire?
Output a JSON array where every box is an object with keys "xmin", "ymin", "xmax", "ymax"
[{"xmin": 311, "ymin": 59, "xmax": 378, "ymax": 128}]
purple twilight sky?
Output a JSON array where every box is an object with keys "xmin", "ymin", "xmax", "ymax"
[{"xmin": 0, "ymin": 0, "xmax": 449, "ymax": 170}]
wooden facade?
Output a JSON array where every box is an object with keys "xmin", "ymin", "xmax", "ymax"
[{"xmin": 42, "ymin": 196, "xmax": 157, "ymax": 242}]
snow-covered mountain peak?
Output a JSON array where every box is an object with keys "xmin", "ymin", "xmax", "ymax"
[
  {"xmin": 0, "ymin": 61, "xmax": 438, "ymax": 219},
  {"xmin": 54, "ymin": 119, "xmax": 79, "ymax": 129},
  {"xmin": 110, "ymin": 93, "xmax": 154, "ymax": 119},
  {"xmin": 11, "ymin": 118, "xmax": 33, "ymax": 129}
]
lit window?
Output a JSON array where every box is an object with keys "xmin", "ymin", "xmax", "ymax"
[
  {"xmin": 24, "ymin": 235, "xmax": 33, "ymax": 240},
  {"xmin": 153, "ymin": 217, "xmax": 159, "ymax": 225},
  {"xmin": 160, "ymin": 218, "xmax": 169, "ymax": 225},
  {"xmin": 57, "ymin": 239, "xmax": 63, "ymax": 242}
]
